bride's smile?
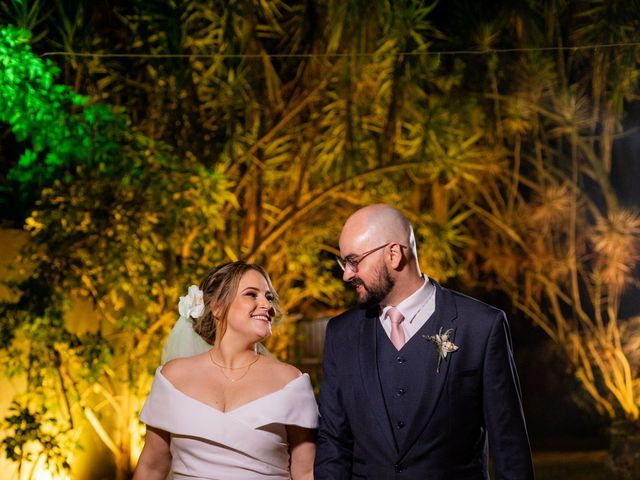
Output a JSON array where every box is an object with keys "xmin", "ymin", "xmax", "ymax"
[{"xmin": 226, "ymin": 269, "xmax": 276, "ymax": 340}]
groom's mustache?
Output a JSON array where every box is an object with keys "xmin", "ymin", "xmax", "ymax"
[{"xmin": 350, "ymin": 278, "xmax": 364, "ymax": 287}]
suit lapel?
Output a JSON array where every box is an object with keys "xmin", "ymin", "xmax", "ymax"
[
  {"xmin": 399, "ymin": 283, "xmax": 458, "ymax": 458},
  {"xmin": 357, "ymin": 307, "xmax": 398, "ymax": 452}
]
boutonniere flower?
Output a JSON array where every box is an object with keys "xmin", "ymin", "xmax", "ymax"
[
  {"xmin": 423, "ymin": 327, "xmax": 459, "ymax": 373},
  {"xmin": 178, "ymin": 285, "xmax": 205, "ymax": 319}
]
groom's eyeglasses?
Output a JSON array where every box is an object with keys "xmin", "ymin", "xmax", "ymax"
[{"xmin": 336, "ymin": 242, "xmax": 406, "ymax": 273}]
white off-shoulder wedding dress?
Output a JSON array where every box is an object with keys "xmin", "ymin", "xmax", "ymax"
[{"xmin": 140, "ymin": 368, "xmax": 318, "ymax": 479}]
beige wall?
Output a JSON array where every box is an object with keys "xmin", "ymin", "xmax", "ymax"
[
  {"xmin": 0, "ymin": 229, "xmax": 112, "ymax": 479},
  {"xmin": 0, "ymin": 228, "xmax": 27, "ymax": 300},
  {"xmin": 0, "ymin": 229, "xmax": 28, "ymax": 478}
]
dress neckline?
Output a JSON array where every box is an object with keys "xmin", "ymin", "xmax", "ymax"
[{"xmin": 157, "ymin": 368, "xmax": 308, "ymax": 414}]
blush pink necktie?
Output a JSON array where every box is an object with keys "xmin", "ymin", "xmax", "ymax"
[{"xmin": 387, "ymin": 307, "xmax": 406, "ymax": 350}]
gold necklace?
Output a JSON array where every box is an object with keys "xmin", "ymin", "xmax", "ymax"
[{"xmin": 208, "ymin": 350, "xmax": 260, "ymax": 382}]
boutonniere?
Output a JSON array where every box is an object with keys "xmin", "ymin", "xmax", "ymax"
[{"xmin": 423, "ymin": 327, "xmax": 459, "ymax": 373}]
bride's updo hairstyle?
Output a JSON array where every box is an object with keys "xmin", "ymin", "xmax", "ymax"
[{"xmin": 193, "ymin": 261, "xmax": 280, "ymax": 344}]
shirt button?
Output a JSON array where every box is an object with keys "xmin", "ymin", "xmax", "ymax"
[
  {"xmin": 396, "ymin": 356, "xmax": 406, "ymax": 363},
  {"xmin": 396, "ymin": 388, "xmax": 406, "ymax": 397},
  {"xmin": 397, "ymin": 420, "xmax": 405, "ymax": 429}
]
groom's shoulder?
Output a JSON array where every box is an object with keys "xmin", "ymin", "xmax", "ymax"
[
  {"xmin": 325, "ymin": 306, "xmax": 367, "ymax": 332},
  {"xmin": 330, "ymin": 306, "xmax": 368, "ymax": 322},
  {"xmin": 441, "ymin": 284, "xmax": 505, "ymax": 320}
]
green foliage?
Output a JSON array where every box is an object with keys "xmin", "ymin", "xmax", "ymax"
[{"xmin": 0, "ymin": 24, "xmax": 121, "ymax": 211}]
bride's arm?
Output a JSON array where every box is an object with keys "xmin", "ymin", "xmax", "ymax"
[
  {"xmin": 133, "ymin": 426, "xmax": 171, "ymax": 480},
  {"xmin": 287, "ymin": 425, "xmax": 316, "ymax": 480}
]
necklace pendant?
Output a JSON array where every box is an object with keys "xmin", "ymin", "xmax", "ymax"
[{"xmin": 208, "ymin": 349, "xmax": 260, "ymax": 383}]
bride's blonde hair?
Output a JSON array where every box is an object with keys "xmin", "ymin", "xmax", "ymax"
[{"xmin": 193, "ymin": 262, "xmax": 280, "ymax": 344}]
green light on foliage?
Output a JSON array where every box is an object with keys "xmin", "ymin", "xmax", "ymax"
[{"xmin": 0, "ymin": 24, "xmax": 121, "ymax": 199}]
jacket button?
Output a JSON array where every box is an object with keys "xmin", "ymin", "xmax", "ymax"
[
  {"xmin": 397, "ymin": 420, "xmax": 405, "ymax": 428},
  {"xmin": 396, "ymin": 356, "xmax": 406, "ymax": 363},
  {"xmin": 396, "ymin": 388, "xmax": 406, "ymax": 396},
  {"xmin": 394, "ymin": 463, "xmax": 404, "ymax": 472}
]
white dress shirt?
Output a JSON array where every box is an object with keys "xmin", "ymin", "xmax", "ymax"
[{"xmin": 379, "ymin": 276, "xmax": 436, "ymax": 342}]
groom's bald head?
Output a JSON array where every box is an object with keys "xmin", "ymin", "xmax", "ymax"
[{"xmin": 339, "ymin": 204, "xmax": 416, "ymax": 258}]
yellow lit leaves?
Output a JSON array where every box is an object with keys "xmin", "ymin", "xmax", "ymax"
[
  {"xmin": 503, "ymin": 96, "xmax": 535, "ymax": 136},
  {"xmin": 109, "ymin": 289, "xmax": 126, "ymax": 313},
  {"xmin": 25, "ymin": 215, "xmax": 44, "ymax": 233},
  {"xmin": 590, "ymin": 209, "xmax": 640, "ymax": 290},
  {"xmin": 415, "ymin": 209, "xmax": 477, "ymax": 282},
  {"xmin": 528, "ymin": 184, "xmax": 576, "ymax": 233}
]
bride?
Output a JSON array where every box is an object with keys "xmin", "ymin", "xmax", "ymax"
[{"xmin": 134, "ymin": 262, "xmax": 317, "ymax": 479}]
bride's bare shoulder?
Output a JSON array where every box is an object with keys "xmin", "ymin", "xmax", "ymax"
[
  {"xmin": 259, "ymin": 356, "xmax": 303, "ymax": 384},
  {"xmin": 161, "ymin": 353, "xmax": 208, "ymax": 383}
]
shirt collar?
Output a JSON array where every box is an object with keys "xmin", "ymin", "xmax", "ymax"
[{"xmin": 381, "ymin": 275, "xmax": 431, "ymax": 321}]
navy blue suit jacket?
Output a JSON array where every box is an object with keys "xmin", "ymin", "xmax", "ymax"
[{"xmin": 314, "ymin": 283, "xmax": 534, "ymax": 479}]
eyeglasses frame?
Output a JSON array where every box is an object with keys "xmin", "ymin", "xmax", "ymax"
[{"xmin": 336, "ymin": 242, "xmax": 406, "ymax": 273}]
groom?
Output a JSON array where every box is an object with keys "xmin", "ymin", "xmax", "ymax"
[{"xmin": 314, "ymin": 204, "xmax": 534, "ymax": 479}]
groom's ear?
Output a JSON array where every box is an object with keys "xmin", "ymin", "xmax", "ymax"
[{"xmin": 388, "ymin": 242, "xmax": 405, "ymax": 270}]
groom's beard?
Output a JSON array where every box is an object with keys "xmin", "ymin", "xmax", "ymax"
[{"xmin": 351, "ymin": 264, "xmax": 395, "ymax": 308}]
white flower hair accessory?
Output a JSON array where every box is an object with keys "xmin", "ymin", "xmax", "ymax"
[
  {"xmin": 423, "ymin": 327, "xmax": 459, "ymax": 373},
  {"xmin": 178, "ymin": 285, "xmax": 205, "ymax": 319}
]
